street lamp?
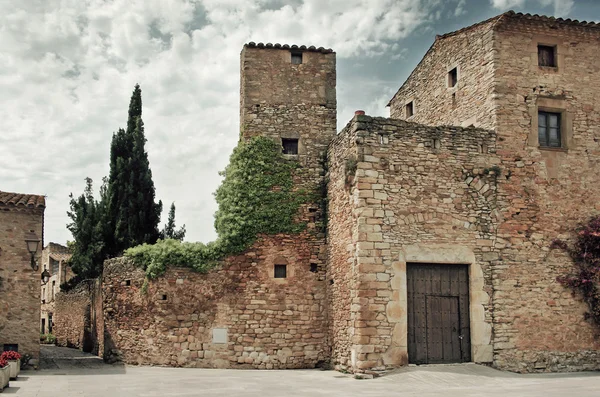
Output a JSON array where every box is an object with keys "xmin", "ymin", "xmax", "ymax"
[
  {"xmin": 24, "ymin": 232, "xmax": 41, "ymax": 271},
  {"xmin": 41, "ymin": 268, "xmax": 51, "ymax": 285}
]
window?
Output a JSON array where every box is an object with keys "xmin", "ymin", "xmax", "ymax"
[
  {"xmin": 448, "ymin": 67, "xmax": 458, "ymax": 88},
  {"xmin": 291, "ymin": 52, "xmax": 302, "ymax": 64},
  {"xmin": 52, "ymin": 281, "xmax": 55, "ymax": 300},
  {"xmin": 282, "ymin": 138, "xmax": 298, "ymax": 155},
  {"xmin": 125, "ymin": 280, "xmax": 131, "ymax": 286},
  {"xmin": 310, "ymin": 263, "xmax": 318, "ymax": 273},
  {"xmin": 3, "ymin": 344, "xmax": 18, "ymax": 352},
  {"xmin": 406, "ymin": 101, "xmax": 414, "ymax": 118},
  {"xmin": 538, "ymin": 111, "xmax": 561, "ymax": 147},
  {"xmin": 274, "ymin": 264, "xmax": 287, "ymax": 278},
  {"xmin": 538, "ymin": 45, "xmax": 556, "ymax": 67}
]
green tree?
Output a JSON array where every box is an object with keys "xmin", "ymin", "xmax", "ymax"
[
  {"xmin": 106, "ymin": 84, "xmax": 162, "ymax": 256},
  {"xmin": 160, "ymin": 202, "xmax": 186, "ymax": 241},
  {"xmin": 66, "ymin": 178, "xmax": 106, "ymax": 281}
]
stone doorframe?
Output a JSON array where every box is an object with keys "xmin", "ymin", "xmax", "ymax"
[{"xmin": 384, "ymin": 244, "xmax": 493, "ymax": 365}]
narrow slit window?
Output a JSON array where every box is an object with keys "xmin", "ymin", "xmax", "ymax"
[
  {"xmin": 448, "ymin": 67, "xmax": 458, "ymax": 87},
  {"xmin": 291, "ymin": 52, "xmax": 303, "ymax": 64},
  {"xmin": 538, "ymin": 111, "xmax": 561, "ymax": 148},
  {"xmin": 274, "ymin": 264, "xmax": 287, "ymax": 278},
  {"xmin": 538, "ymin": 45, "xmax": 556, "ymax": 67},
  {"xmin": 282, "ymin": 138, "xmax": 298, "ymax": 155},
  {"xmin": 406, "ymin": 101, "xmax": 414, "ymax": 118}
]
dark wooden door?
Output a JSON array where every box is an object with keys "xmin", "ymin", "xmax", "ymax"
[{"xmin": 407, "ymin": 263, "xmax": 471, "ymax": 364}]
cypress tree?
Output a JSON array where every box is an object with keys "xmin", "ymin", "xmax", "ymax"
[
  {"xmin": 160, "ymin": 202, "xmax": 186, "ymax": 241},
  {"xmin": 106, "ymin": 84, "xmax": 162, "ymax": 256},
  {"xmin": 66, "ymin": 178, "xmax": 106, "ymax": 281}
]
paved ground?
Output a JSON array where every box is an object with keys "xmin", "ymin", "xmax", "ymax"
[{"xmin": 4, "ymin": 346, "xmax": 599, "ymax": 396}]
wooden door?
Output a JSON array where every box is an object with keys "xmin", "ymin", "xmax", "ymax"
[{"xmin": 407, "ymin": 263, "xmax": 471, "ymax": 364}]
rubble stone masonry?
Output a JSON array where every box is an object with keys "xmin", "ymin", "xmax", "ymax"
[
  {"xmin": 103, "ymin": 234, "xmax": 328, "ymax": 368},
  {"xmin": 54, "ymin": 279, "xmax": 103, "ymax": 356},
  {"xmin": 329, "ymin": 116, "xmax": 498, "ymax": 372},
  {"xmin": 387, "ymin": 13, "xmax": 600, "ymax": 372},
  {"xmin": 0, "ymin": 195, "xmax": 44, "ymax": 363}
]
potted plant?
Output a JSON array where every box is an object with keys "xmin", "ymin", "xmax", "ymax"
[
  {"xmin": 0, "ymin": 358, "xmax": 9, "ymax": 390},
  {"xmin": 0, "ymin": 351, "xmax": 21, "ymax": 379}
]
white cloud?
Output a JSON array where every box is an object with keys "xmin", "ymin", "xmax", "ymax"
[
  {"xmin": 0, "ymin": 0, "xmax": 437, "ymax": 245},
  {"xmin": 490, "ymin": 0, "xmax": 574, "ymax": 16}
]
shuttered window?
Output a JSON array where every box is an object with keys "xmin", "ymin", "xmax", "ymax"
[
  {"xmin": 274, "ymin": 264, "xmax": 287, "ymax": 278},
  {"xmin": 538, "ymin": 45, "xmax": 556, "ymax": 67},
  {"xmin": 538, "ymin": 111, "xmax": 561, "ymax": 148}
]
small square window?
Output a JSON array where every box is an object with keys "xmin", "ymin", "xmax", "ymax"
[
  {"xmin": 3, "ymin": 344, "xmax": 18, "ymax": 352},
  {"xmin": 282, "ymin": 138, "xmax": 298, "ymax": 155},
  {"xmin": 291, "ymin": 52, "xmax": 302, "ymax": 64},
  {"xmin": 448, "ymin": 67, "xmax": 458, "ymax": 88},
  {"xmin": 406, "ymin": 101, "xmax": 414, "ymax": 118},
  {"xmin": 538, "ymin": 111, "xmax": 561, "ymax": 148},
  {"xmin": 310, "ymin": 263, "xmax": 318, "ymax": 273},
  {"xmin": 125, "ymin": 280, "xmax": 131, "ymax": 286},
  {"xmin": 161, "ymin": 294, "xmax": 167, "ymax": 301},
  {"xmin": 538, "ymin": 45, "xmax": 556, "ymax": 67},
  {"xmin": 274, "ymin": 264, "xmax": 287, "ymax": 278}
]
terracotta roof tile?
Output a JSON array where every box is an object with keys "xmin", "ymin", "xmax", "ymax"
[
  {"xmin": 438, "ymin": 10, "xmax": 599, "ymax": 40},
  {"xmin": 0, "ymin": 190, "xmax": 46, "ymax": 208},
  {"xmin": 245, "ymin": 42, "xmax": 334, "ymax": 53}
]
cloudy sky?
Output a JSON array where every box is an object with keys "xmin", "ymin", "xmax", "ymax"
[{"xmin": 1, "ymin": 0, "xmax": 598, "ymax": 245}]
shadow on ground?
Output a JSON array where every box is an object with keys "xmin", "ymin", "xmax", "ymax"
[{"xmin": 38, "ymin": 345, "xmax": 125, "ymax": 375}]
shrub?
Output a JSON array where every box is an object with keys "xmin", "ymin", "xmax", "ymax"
[
  {"xmin": 552, "ymin": 215, "xmax": 600, "ymax": 327},
  {"xmin": 0, "ymin": 358, "xmax": 7, "ymax": 368},
  {"xmin": 126, "ymin": 137, "xmax": 310, "ymax": 279}
]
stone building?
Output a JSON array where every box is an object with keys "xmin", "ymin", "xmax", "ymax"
[
  {"xmin": 379, "ymin": 10, "xmax": 600, "ymax": 372},
  {"xmin": 40, "ymin": 242, "xmax": 72, "ymax": 335},
  {"xmin": 0, "ymin": 190, "xmax": 45, "ymax": 365},
  {"xmin": 60, "ymin": 11, "xmax": 599, "ymax": 374}
]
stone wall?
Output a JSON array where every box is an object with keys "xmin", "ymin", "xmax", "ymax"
[
  {"xmin": 388, "ymin": 17, "xmax": 497, "ymax": 129},
  {"xmin": 384, "ymin": 13, "xmax": 600, "ymax": 373},
  {"xmin": 329, "ymin": 115, "xmax": 498, "ymax": 373},
  {"xmin": 0, "ymin": 200, "xmax": 44, "ymax": 364},
  {"xmin": 490, "ymin": 16, "xmax": 600, "ymax": 372},
  {"xmin": 102, "ymin": 233, "xmax": 328, "ymax": 368},
  {"xmin": 326, "ymin": 120, "xmax": 360, "ymax": 370},
  {"xmin": 54, "ymin": 279, "xmax": 103, "ymax": 356}
]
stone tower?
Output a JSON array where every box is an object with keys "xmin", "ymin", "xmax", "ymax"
[{"xmin": 239, "ymin": 42, "xmax": 337, "ymax": 191}]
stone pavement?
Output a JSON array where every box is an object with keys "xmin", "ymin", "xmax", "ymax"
[{"xmin": 5, "ymin": 346, "xmax": 599, "ymax": 396}]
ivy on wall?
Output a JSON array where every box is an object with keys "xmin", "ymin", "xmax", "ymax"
[
  {"xmin": 125, "ymin": 136, "xmax": 309, "ymax": 278},
  {"xmin": 552, "ymin": 215, "xmax": 600, "ymax": 328}
]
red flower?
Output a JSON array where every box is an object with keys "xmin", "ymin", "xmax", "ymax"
[
  {"xmin": 1, "ymin": 351, "xmax": 21, "ymax": 361},
  {"xmin": 0, "ymin": 358, "xmax": 7, "ymax": 368}
]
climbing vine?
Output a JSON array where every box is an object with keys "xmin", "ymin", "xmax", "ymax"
[
  {"xmin": 125, "ymin": 136, "xmax": 310, "ymax": 278},
  {"xmin": 551, "ymin": 215, "xmax": 600, "ymax": 328}
]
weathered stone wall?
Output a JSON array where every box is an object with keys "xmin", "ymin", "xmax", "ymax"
[
  {"xmin": 384, "ymin": 13, "xmax": 600, "ymax": 372},
  {"xmin": 388, "ymin": 18, "xmax": 497, "ymax": 129},
  {"xmin": 240, "ymin": 44, "xmax": 336, "ymax": 192},
  {"xmin": 330, "ymin": 115, "xmax": 498, "ymax": 373},
  {"xmin": 102, "ymin": 233, "xmax": 328, "ymax": 368},
  {"xmin": 489, "ymin": 16, "xmax": 600, "ymax": 372},
  {"xmin": 0, "ymin": 203, "xmax": 44, "ymax": 363},
  {"xmin": 54, "ymin": 279, "xmax": 103, "ymax": 355},
  {"xmin": 326, "ymin": 120, "xmax": 360, "ymax": 370}
]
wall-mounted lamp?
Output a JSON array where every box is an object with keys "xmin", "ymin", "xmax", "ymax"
[
  {"xmin": 41, "ymin": 268, "xmax": 51, "ymax": 285},
  {"xmin": 24, "ymin": 232, "xmax": 41, "ymax": 271}
]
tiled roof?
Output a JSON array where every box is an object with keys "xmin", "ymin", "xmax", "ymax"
[
  {"xmin": 438, "ymin": 10, "xmax": 599, "ymax": 40},
  {"xmin": 0, "ymin": 190, "xmax": 46, "ymax": 208},
  {"xmin": 245, "ymin": 42, "xmax": 334, "ymax": 53}
]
